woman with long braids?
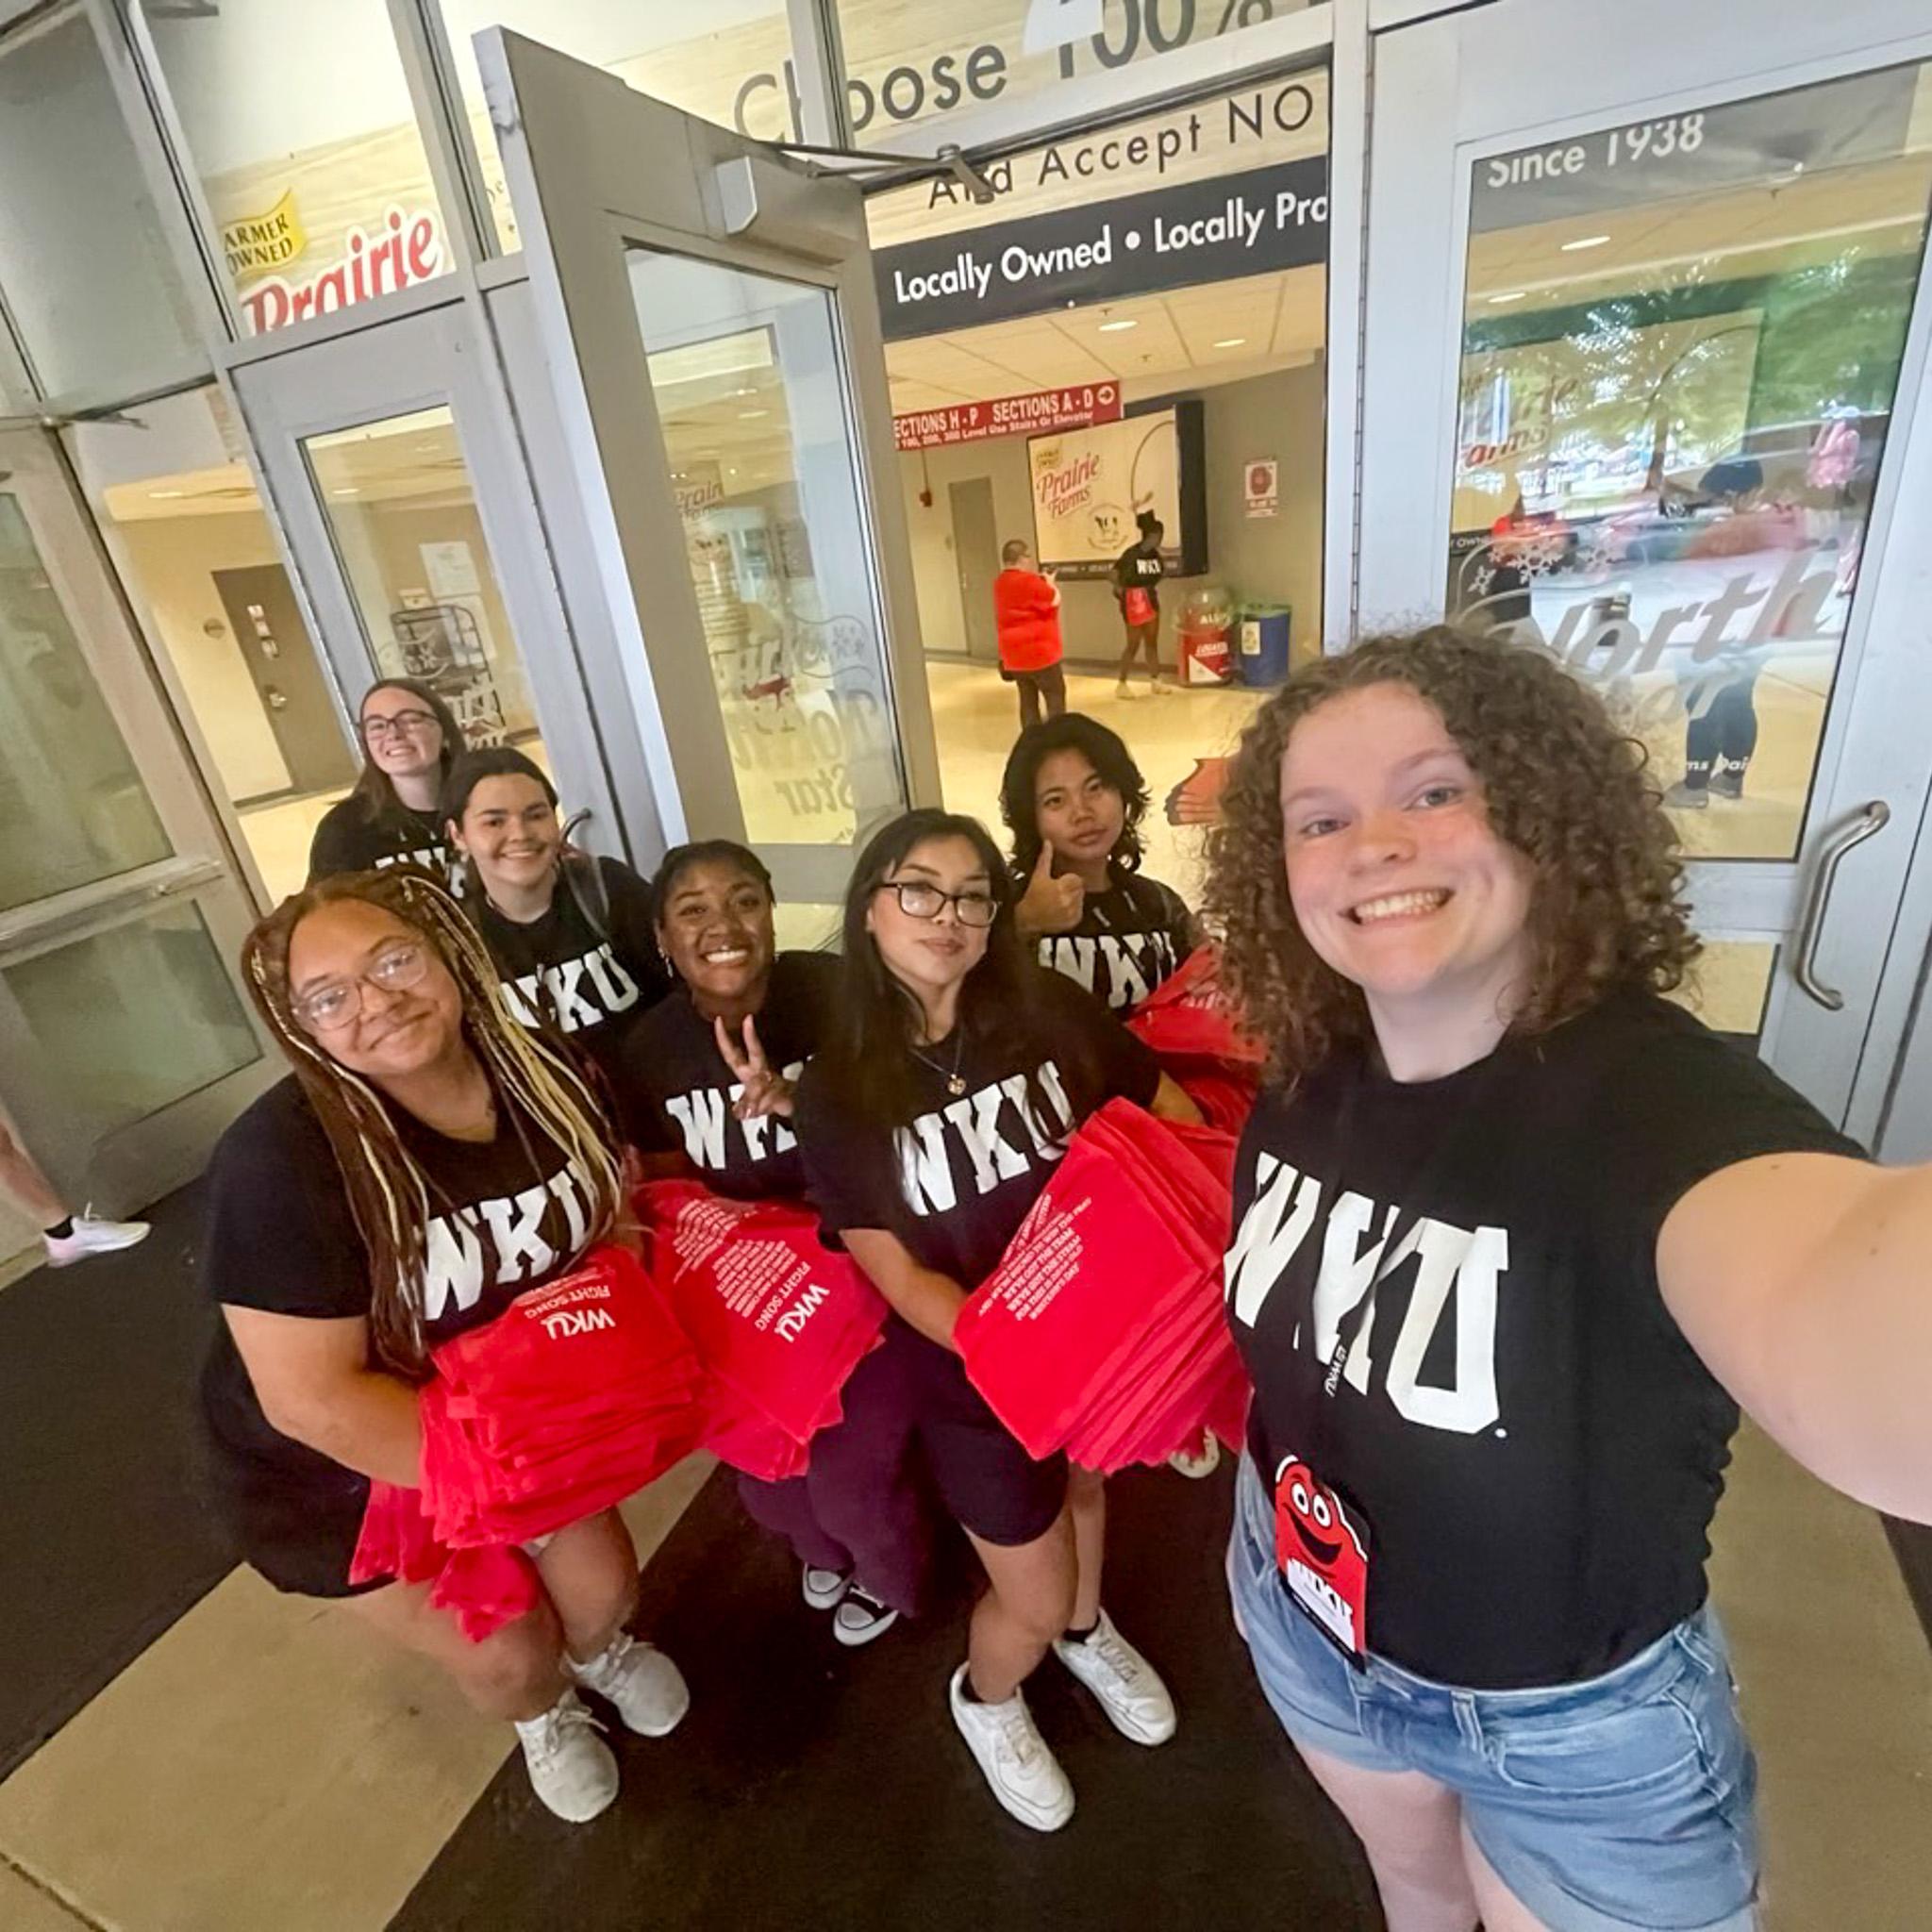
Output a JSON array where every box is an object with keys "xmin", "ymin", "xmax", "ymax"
[
  {"xmin": 1208, "ymin": 626, "xmax": 1932, "ymax": 1931},
  {"xmin": 308, "ymin": 678, "xmax": 464, "ymax": 885},
  {"xmin": 794, "ymin": 809, "xmax": 1199, "ymax": 1833},
  {"xmin": 198, "ymin": 870, "xmax": 688, "ymax": 1824}
]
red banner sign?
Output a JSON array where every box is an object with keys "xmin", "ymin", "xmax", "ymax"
[{"xmin": 893, "ymin": 383, "xmax": 1122, "ymax": 452}]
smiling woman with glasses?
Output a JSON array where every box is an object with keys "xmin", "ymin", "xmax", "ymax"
[
  {"xmin": 793, "ymin": 808, "xmax": 1200, "ymax": 1833},
  {"xmin": 307, "ymin": 677, "xmax": 464, "ymax": 887},
  {"xmin": 198, "ymin": 866, "xmax": 691, "ymax": 1824}
]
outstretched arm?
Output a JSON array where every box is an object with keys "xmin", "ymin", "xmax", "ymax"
[{"xmin": 1658, "ymin": 1150, "xmax": 1932, "ymax": 1522}]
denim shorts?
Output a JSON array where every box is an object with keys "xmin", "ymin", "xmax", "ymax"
[{"xmin": 1229, "ymin": 1456, "xmax": 1759, "ymax": 1932}]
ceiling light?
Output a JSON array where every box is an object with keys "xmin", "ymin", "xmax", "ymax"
[
  {"xmin": 1487, "ymin": 291, "xmax": 1527, "ymax": 305},
  {"xmin": 735, "ymin": 386, "xmax": 758, "ymax": 396},
  {"xmin": 1098, "ymin": 319, "xmax": 1138, "ymax": 333},
  {"xmin": 147, "ymin": 488, "xmax": 186, "ymax": 499},
  {"xmin": 1559, "ymin": 234, "xmax": 1610, "ymax": 252},
  {"xmin": 1212, "ymin": 337, "xmax": 1246, "ymax": 348},
  {"xmin": 739, "ymin": 408, "xmax": 769, "ymax": 420},
  {"xmin": 332, "ymin": 486, "xmax": 360, "ymax": 497}
]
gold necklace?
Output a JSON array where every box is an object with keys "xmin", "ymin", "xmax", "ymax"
[{"xmin": 910, "ymin": 1031, "xmax": 968, "ymax": 1097}]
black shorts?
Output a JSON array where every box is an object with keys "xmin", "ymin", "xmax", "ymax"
[
  {"xmin": 199, "ymin": 1418, "xmax": 379, "ymax": 1600},
  {"xmin": 883, "ymin": 1321, "xmax": 1067, "ymax": 1547}
]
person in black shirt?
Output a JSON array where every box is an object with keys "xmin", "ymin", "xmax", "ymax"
[
  {"xmin": 442, "ymin": 748, "xmax": 668, "ymax": 1086},
  {"xmin": 1203, "ymin": 625, "xmax": 1932, "ymax": 1932},
  {"xmin": 1111, "ymin": 510, "xmax": 1170, "ymax": 699},
  {"xmin": 613, "ymin": 839, "xmax": 911, "ymax": 1646},
  {"xmin": 794, "ymin": 808, "xmax": 1199, "ymax": 1833},
  {"xmin": 308, "ymin": 678, "xmax": 462, "ymax": 885},
  {"xmin": 1005, "ymin": 713, "xmax": 1197, "ymax": 1012},
  {"xmin": 200, "ymin": 868, "xmax": 689, "ymax": 1824}
]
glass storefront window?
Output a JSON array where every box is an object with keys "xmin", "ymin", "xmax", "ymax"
[
  {"xmin": 626, "ymin": 250, "xmax": 908, "ymax": 857},
  {"xmin": 303, "ymin": 408, "xmax": 542, "ymax": 757},
  {"xmin": 70, "ymin": 391, "xmax": 360, "ymax": 905},
  {"xmin": 0, "ymin": 6, "xmax": 202, "ymax": 399},
  {"xmin": 435, "ymin": 1, "xmax": 792, "ymax": 253},
  {"xmin": 0, "ymin": 493, "xmax": 171, "ymax": 913},
  {"xmin": 139, "ymin": 0, "xmax": 453, "ymax": 336},
  {"xmin": 2, "ymin": 902, "xmax": 261, "ymax": 1135},
  {"xmin": 1449, "ymin": 60, "xmax": 1932, "ymax": 862},
  {"xmin": 836, "ymin": 0, "xmax": 1321, "ymax": 151}
]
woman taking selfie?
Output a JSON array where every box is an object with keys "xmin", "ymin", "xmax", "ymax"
[
  {"xmin": 614, "ymin": 839, "xmax": 908, "ymax": 1647},
  {"xmin": 795, "ymin": 809, "xmax": 1198, "ymax": 1833},
  {"xmin": 442, "ymin": 748, "xmax": 668, "ymax": 1084},
  {"xmin": 1207, "ymin": 626, "xmax": 1932, "ymax": 1932},
  {"xmin": 308, "ymin": 679, "xmax": 463, "ymax": 884},
  {"xmin": 199, "ymin": 870, "xmax": 687, "ymax": 1824},
  {"xmin": 1004, "ymin": 713, "xmax": 1196, "ymax": 1013}
]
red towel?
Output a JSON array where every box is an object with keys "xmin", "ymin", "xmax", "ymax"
[
  {"xmin": 419, "ymin": 1245, "xmax": 708, "ymax": 1547},
  {"xmin": 347, "ymin": 1480, "xmax": 542, "ymax": 1642},
  {"xmin": 1125, "ymin": 945, "xmax": 1262, "ymax": 1133},
  {"xmin": 955, "ymin": 1101, "xmax": 1251, "ymax": 1473},
  {"xmin": 636, "ymin": 1181, "xmax": 888, "ymax": 1475}
]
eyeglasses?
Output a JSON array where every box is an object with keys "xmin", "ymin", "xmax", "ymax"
[
  {"xmin": 874, "ymin": 879, "xmax": 1000, "ymax": 927},
  {"xmin": 361, "ymin": 708, "xmax": 440, "ymax": 741},
  {"xmin": 291, "ymin": 940, "xmax": 432, "ymax": 1033}
]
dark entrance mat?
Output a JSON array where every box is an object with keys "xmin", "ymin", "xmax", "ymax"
[
  {"xmin": 0, "ymin": 1183, "xmax": 235, "ymax": 1780},
  {"xmin": 391, "ymin": 1457, "xmax": 1381, "ymax": 1932}
]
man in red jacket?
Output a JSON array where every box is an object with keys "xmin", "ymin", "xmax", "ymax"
[{"xmin": 992, "ymin": 538, "xmax": 1066, "ymax": 731}]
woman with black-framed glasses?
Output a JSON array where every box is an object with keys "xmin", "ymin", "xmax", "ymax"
[
  {"xmin": 308, "ymin": 679, "xmax": 463, "ymax": 886},
  {"xmin": 794, "ymin": 808, "xmax": 1199, "ymax": 1834}
]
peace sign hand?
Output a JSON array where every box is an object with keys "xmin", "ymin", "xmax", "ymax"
[
  {"xmin": 1014, "ymin": 839, "xmax": 1086, "ymax": 939},
  {"xmin": 715, "ymin": 1013, "xmax": 796, "ymax": 1120}
]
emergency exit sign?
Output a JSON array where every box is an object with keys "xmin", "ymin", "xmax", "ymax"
[{"xmin": 893, "ymin": 382, "xmax": 1122, "ymax": 451}]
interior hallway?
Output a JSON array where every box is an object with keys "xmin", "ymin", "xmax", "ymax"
[{"xmin": 0, "ymin": 1188, "xmax": 1925, "ymax": 1931}]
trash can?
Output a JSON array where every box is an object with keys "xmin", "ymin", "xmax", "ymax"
[
  {"xmin": 1237, "ymin": 605, "xmax": 1291, "ymax": 687},
  {"xmin": 1177, "ymin": 585, "xmax": 1235, "ymax": 687}
]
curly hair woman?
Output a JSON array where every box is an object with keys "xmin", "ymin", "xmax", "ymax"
[
  {"xmin": 1206, "ymin": 625, "xmax": 1932, "ymax": 1932},
  {"xmin": 199, "ymin": 869, "xmax": 687, "ymax": 1825}
]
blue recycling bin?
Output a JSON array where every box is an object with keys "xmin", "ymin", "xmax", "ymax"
[{"xmin": 1237, "ymin": 605, "xmax": 1291, "ymax": 687}]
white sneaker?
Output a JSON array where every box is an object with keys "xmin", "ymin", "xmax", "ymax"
[
  {"xmin": 514, "ymin": 1689, "xmax": 620, "ymax": 1823},
  {"xmin": 43, "ymin": 1209, "xmax": 150, "ymax": 1268},
  {"xmin": 832, "ymin": 1584, "xmax": 899, "ymax": 1648},
  {"xmin": 947, "ymin": 1664, "xmax": 1074, "ymax": 1832},
  {"xmin": 1168, "ymin": 1432, "xmax": 1222, "ymax": 1480},
  {"xmin": 1054, "ymin": 1607, "xmax": 1176, "ymax": 1746},
  {"xmin": 802, "ymin": 1564, "xmax": 850, "ymax": 1611},
  {"xmin": 569, "ymin": 1632, "xmax": 690, "ymax": 1738},
  {"xmin": 1149, "ymin": 676, "xmax": 1176, "ymax": 695},
  {"xmin": 1115, "ymin": 678, "xmax": 1141, "ymax": 701}
]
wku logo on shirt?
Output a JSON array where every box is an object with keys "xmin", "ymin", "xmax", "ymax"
[
  {"xmin": 664, "ymin": 1057, "xmax": 809, "ymax": 1169},
  {"xmin": 894, "ymin": 1061, "xmax": 1076, "ymax": 1216},
  {"xmin": 1224, "ymin": 1150, "xmax": 1507, "ymax": 1436},
  {"xmin": 1038, "ymin": 930, "xmax": 1177, "ymax": 1010},
  {"xmin": 498, "ymin": 943, "xmax": 642, "ymax": 1035},
  {"xmin": 421, "ymin": 1163, "xmax": 595, "ymax": 1323}
]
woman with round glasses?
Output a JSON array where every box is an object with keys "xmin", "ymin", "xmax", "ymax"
[
  {"xmin": 308, "ymin": 679, "xmax": 463, "ymax": 886},
  {"xmin": 795, "ymin": 808, "xmax": 1199, "ymax": 1834},
  {"xmin": 199, "ymin": 867, "xmax": 688, "ymax": 1825}
]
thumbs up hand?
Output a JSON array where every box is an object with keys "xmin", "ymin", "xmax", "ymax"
[{"xmin": 1014, "ymin": 840, "xmax": 1086, "ymax": 939}]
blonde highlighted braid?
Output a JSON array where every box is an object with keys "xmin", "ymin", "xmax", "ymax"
[{"xmin": 242, "ymin": 867, "xmax": 625, "ymax": 1374}]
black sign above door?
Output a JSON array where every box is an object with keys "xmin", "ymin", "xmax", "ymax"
[{"xmin": 874, "ymin": 154, "xmax": 1330, "ymax": 341}]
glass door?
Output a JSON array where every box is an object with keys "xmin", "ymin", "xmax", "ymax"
[
  {"xmin": 475, "ymin": 28, "xmax": 941, "ymax": 911},
  {"xmin": 1358, "ymin": 0, "xmax": 1932, "ymax": 1124},
  {"xmin": 0, "ymin": 430, "xmax": 274, "ymax": 1256},
  {"xmin": 226, "ymin": 304, "xmax": 631, "ymax": 877}
]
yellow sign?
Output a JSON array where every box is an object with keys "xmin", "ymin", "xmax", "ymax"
[{"xmin": 221, "ymin": 190, "xmax": 307, "ymax": 285}]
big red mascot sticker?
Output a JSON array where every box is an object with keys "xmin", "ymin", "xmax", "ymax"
[{"xmin": 1274, "ymin": 1454, "xmax": 1372, "ymax": 1665}]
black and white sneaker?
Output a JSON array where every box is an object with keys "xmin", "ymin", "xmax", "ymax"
[
  {"xmin": 802, "ymin": 1564, "xmax": 851, "ymax": 1611},
  {"xmin": 832, "ymin": 1584, "xmax": 899, "ymax": 1648}
]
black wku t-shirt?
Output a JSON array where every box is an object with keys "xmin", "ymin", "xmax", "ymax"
[
  {"xmin": 199, "ymin": 1075, "xmax": 606, "ymax": 1592},
  {"xmin": 1226, "ymin": 991, "xmax": 1861, "ymax": 1690},
  {"xmin": 308, "ymin": 797, "xmax": 454, "ymax": 886},
  {"xmin": 614, "ymin": 951, "xmax": 841, "ymax": 1195},
  {"xmin": 1113, "ymin": 543, "xmax": 1165, "ymax": 611},
  {"xmin": 1034, "ymin": 872, "xmax": 1193, "ymax": 1013},
  {"xmin": 473, "ymin": 858, "xmax": 669, "ymax": 1080},
  {"xmin": 796, "ymin": 969, "xmax": 1159, "ymax": 1289}
]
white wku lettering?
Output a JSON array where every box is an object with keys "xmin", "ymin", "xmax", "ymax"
[
  {"xmin": 895, "ymin": 1113, "xmax": 958, "ymax": 1214},
  {"xmin": 666, "ymin": 1089, "xmax": 729, "ymax": 1168},
  {"xmin": 1225, "ymin": 1154, "xmax": 1323, "ymax": 1325},
  {"xmin": 477, "ymin": 1182, "xmax": 557, "ymax": 1284},
  {"xmin": 422, "ymin": 1208, "xmax": 487, "ymax": 1322}
]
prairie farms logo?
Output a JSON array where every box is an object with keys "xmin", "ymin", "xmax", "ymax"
[
  {"xmin": 1036, "ymin": 448, "xmax": 1101, "ymax": 520},
  {"xmin": 237, "ymin": 207, "xmax": 444, "ymax": 335}
]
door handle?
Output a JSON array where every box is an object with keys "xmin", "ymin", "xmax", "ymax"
[{"xmin": 1792, "ymin": 799, "xmax": 1890, "ymax": 1011}]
